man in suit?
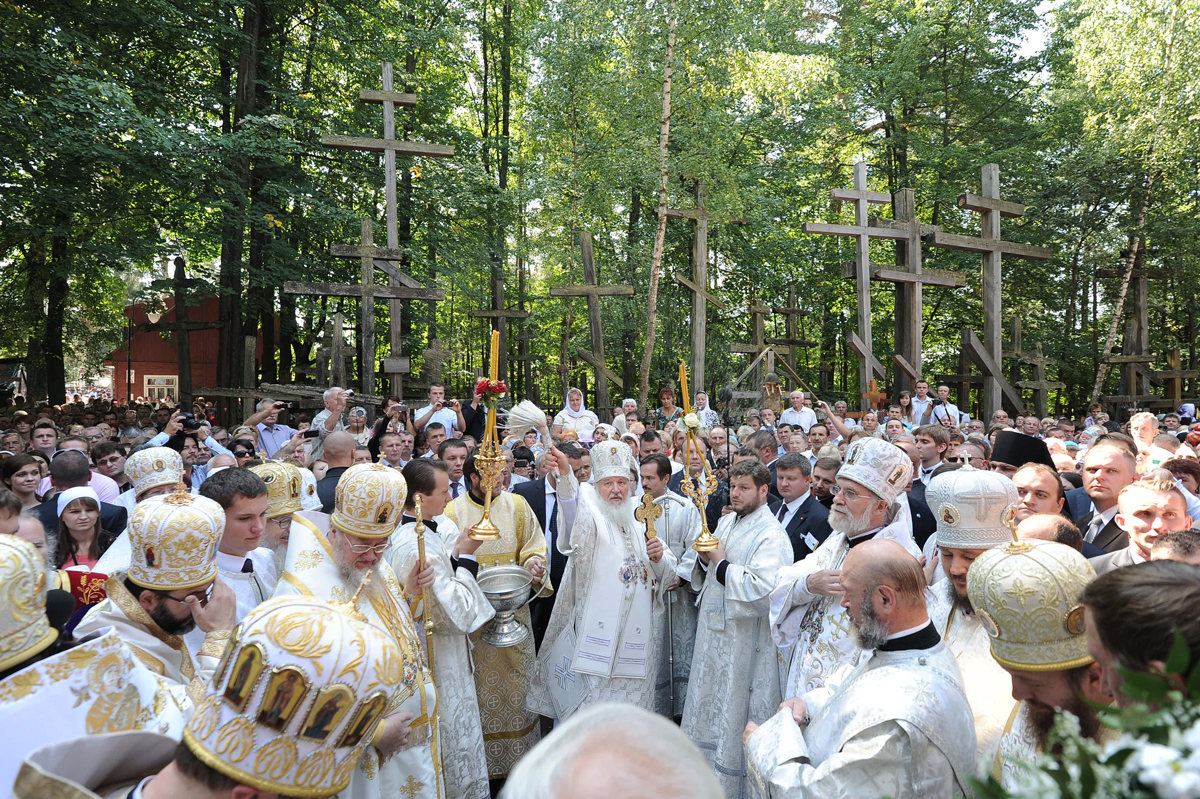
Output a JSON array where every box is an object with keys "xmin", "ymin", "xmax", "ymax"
[
  {"xmin": 33, "ymin": 450, "xmax": 127, "ymax": 549},
  {"xmin": 1075, "ymin": 441, "xmax": 1139, "ymax": 553},
  {"xmin": 667, "ymin": 437, "xmax": 728, "ymax": 533},
  {"xmin": 766, "ymin": 453, "xmax": 831, "ymax": 561},
  {"xmin": 893, "ymin": 438, "xmax": 936, "ymax": 549},
  {"xmin": 1090, "ymin": 479, "xmax": 1192, "ymax": 575},
  {"xmin": 515, "ymin": 442, "xmax": 585, "ymax": 649},
  {"xmin": 749, "ymin": 430, "xmax": 782, "ymax": 499},
  {"xmin": 1013, "ymin": 463, "xmax": 1105, "ymax": 557}
]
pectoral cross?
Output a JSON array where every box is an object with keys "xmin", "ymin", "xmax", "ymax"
[
  {"xmin": 400, "ymin": 776, "xmax": 425, "ymax": 799},
  {"xmin": 555, "ymin": 656, "xmax": 576, "ymax": 690},
  {"xmin": 634, "ymin": 493, "xmax": 663, "ymax": 540}
]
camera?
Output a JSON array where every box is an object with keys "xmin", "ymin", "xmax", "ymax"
[
  {"xmin": 179, "ymin": 412, "xmax": 202, "ymax": 432},
  {"xmin": 932, "ymin": 399, "xmax": 944, "ymax": 406}
]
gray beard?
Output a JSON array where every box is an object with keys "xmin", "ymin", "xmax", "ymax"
[
  {"xmin": 849, "ymin": 591, "xmax": 890, "ymax": 650},
  {"xmin": 338, "ymin": 563, "xmax": 369, "ymax": 592},
  {"xmin": 598, "ymin": 495, "xmax": 637, "ymax": 533},
  {"xmin": 829, "ymin": 502, "xmax": 879, "ymax": 536}
]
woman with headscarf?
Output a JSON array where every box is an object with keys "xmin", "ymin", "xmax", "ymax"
[{"xmin": 552, "ymin": 387, "xmax": 599, "ymax": 443}]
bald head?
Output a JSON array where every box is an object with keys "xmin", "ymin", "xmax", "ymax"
[
  {"xmin": 1017, "ymin": 513, "xmax": 1084, "ymax": 551},
  {"xmin": 323, "ymin": 431, "xmax": 356, "ymax": 467},
  {"xmin": 844, "ymin": 539, "xmax": 927, "ymax": 604},
  {"xmin": 208, "ymin": 454, "xmax": 237, "ymax": 472}
]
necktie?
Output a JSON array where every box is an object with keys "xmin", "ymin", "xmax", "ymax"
[
  {"xmin": 451, "ymin": 481, "xmax": 460, "ymax": 499},
  {"xmin": 777, "ymin": 504, "xmax": 788, "ymax": 522},
  {"xmin": 549, "ymin": 497, "xmax": 558, "ymax": 541},
  {"xmin": 1085, "ymin": 513, "xmax": 1103, "ymax": 543}
]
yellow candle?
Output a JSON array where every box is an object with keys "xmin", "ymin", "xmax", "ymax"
[{"xmin": 489, "ymin": 330, "xmax": 500, "ymax": 381}]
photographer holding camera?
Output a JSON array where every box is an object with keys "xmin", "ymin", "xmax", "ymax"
[
  {"xmin": 243, "ymin": 397, "xmax": 300, "ymax": 458},
  {"xmin": 143, "ymin": 411, "xmax": 235, "ymax": 492},
  {"xmin": 917, "ymin": 383, "xmax": 970, "ymax": 428},
  {"xmin": 412, "ymin": 382, "xmax": 464, "ymax": 437}
]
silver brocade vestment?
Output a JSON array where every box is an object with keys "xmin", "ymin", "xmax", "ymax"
[{"xmin": 745, "ymin": 640, "xmax": 977, "ymax": 799}]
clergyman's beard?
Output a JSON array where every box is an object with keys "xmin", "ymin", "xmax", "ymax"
[
  {"xmin": 1026, "ymin": 694, "xmax": 1100, "ymax": 750},
  {"xmin": 599, "ymin": 495, "xmax": 637, "ymax": 531},
  {"xmin": 849, "ymin": 588, "xmax": 889, "ymax": 650},
  {"xmin": 829, "ymin": 501, "xmax": 879, "ymax": 536},
  {"xmin": 149, "ymin": 601, "xmax": 196, "ymax": 637},
  {"xmin": 945, "ymin": 577, "xmax": 974, "ymax": 615}
]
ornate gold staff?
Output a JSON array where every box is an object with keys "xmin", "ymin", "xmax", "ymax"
[
  {"xmin": 413, "ymin": 495, "xmax": 436, "ymax": 676},
  {"xmin": 470, "ymin": 330, "xmax": 504, "ymax": 540},
  {"xmin": 677, "ymin": 362, "xmax": 720, "ymax": 552}
]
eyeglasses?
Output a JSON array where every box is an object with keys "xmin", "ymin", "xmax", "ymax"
[
  {"xmin": 947, "ymin": 455, "xmax": 981, "ymax": 464},
  {"xmin": 233, "ymin": 450, "xmax": 253, "ymax": 458},
  {"xmin": 829, "ymin": 485, "xmax": 870, "ymax": 502},
  {"xmin": 159, "ymin": 583, "xmax": 214, "ymax": 608},
  {"xmin": 345, "ymin": 540, "xmax": 389, "ymax": 554},
  {"xmin": 96, "ymin": 455, "xmax": 124, "ymax": 467}
]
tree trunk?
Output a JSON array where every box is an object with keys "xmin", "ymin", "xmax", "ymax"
[
  {"xmin": 637, "ymin": 9, "xmax": 676, "ymax": 409},
  {"xmin": 45, "ymin": 214, "xmax": 70, "ymax": 405}
]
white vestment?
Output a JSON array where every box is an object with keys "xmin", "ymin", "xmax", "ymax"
[
  {"xmin": 655, "ymin": 490, "xmax": 701, "ymax": 717},
  {"xmin": 388, "ymin": 516, "xmax": 494, "ymax": 799},
  {"xmin": 770, "ymin": 515, "xmax": 919, "ymax": 698},
  {"xmin": 527, "ymin": 483, "xmax": 677, "ymax": 721},
  {"xmin": 993, "ymin": 701, "xmax": 1039, "ymax": 791},
  {"xmin": 0, "ymin": 628, "xmax": 188, "ymax": 792},
  {"xmin": 74, "ymin": 574, "xmax": 226, "ymax": 708},
  {"xmin": 929, "ymin": 585, "xmax": 1018, "ymax": 776},
  {"xmin": 745, "ymin": 637, "xmax": 977, "ymax": 799},
  {"xmin": 680, "ymin": 503, "xmax": 793, "ymax": 799},
  {"xmin": 274, "ymin": 512, "xmax": 443, "ymax": 799},
  {"xmin": 183, "ymin": 548, "xmax": 277, "ymax": 655}
]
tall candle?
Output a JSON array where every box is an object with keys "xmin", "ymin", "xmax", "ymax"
[{"xmin": 489, "ymin": 330, "xmax": 500, "ymax": 381}]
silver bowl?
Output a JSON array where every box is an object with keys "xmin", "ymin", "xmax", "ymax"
[{"xmin": 477, "ymin": 565, "xmax": 534, "ymax": 647}]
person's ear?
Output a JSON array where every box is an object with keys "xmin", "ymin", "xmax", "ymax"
[
  {"xmin": 1084, "ymin": 661, "xmax": 1114, "ymax": 701},
  {"xmin": 876, "ymin": 583, "xmax": 898, "ymax": 610},
  {"xmin": 137, "ymin": 589, "xmax": 158, "ymax": 614}
]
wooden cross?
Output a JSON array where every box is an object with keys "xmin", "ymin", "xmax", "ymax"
[
  {"xmin": 665, "ymin": 181, "xmax": 745, "ymax": 391},
  {"xmin": 320, "ymin": 62, "xmax": 452, "ymax": 395},
  {"xmin": 925, "ymin": 164, "xmax": 1053, "ymax": 420},
  {"xmin": 1154, "ymin": 349, "xmax": 1199, "ymax": 409},
  {"xmin": 804, "ymin": 162, "xmax": 903, "ymax": 409},
  {"xmin": 1002, "ymin": 318, "xmax": 1025, "ymax": 388},
  {"xmin": 1015, "ymin": 343, "xmax": 1065, "ymax": 418},
  {"xmin": 959, "ymin": 328, "xmax": 1025, "ymax": 413},
  {"xmin": 1097, "ymin": 258, "xmax": 1175, "ymax": 400},
  {"xmin": 285, "ymin": 219, "xmax": 441, "ymax": 396},
  {"xmin": 420, "ymin": 338, "xmax": 453, "ymax": 384},
  {"xmin": 634, "ymin": 492, "xmax": 663, "ymax": 540},
  {"xmin": 766, "ymin": 286, "xmax": 816, "ymax": 384},
  {"xmin": 468, "ymin": 305, "xmax": 530, "ymax": 382},
  {"xmin": 861, "ymin": 380, "xmax": 888, "ymax": 411},
  {"xmin": 548, "ymin": 231, "xmax": 633, "ymax": 413}
]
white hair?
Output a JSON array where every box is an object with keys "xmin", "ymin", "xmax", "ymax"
[
  {"xmin": 323, "ymin": 387, "xmax": 343, "ymax": 402},
  {"xmin": 500, "ymin": 702, "xmax": 721, "ymax": 799}
]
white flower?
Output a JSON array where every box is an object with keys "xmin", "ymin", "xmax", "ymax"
[
  {"xmin": 1161, "ymin": 770, "xmax": 1200, "ymax": 799},
  {"xmin": 1130, "ymin": 744, "xmax": 1184, "ymax": 791},
  {"xmin": 681, "ymin": 413, "xmax": 701, "ymax": 432},
  {"xmin": 1185, "ymin": 719, "xmax": 1200, "ymax": 753}
]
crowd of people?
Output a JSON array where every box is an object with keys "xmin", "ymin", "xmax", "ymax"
[{"xmin": 0, "ymin": 373, "xmax": 1197, "ymax": 799}]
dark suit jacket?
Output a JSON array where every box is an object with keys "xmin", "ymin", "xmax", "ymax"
[
  {"xmin": 316, "ymin": 466, "xmax": 350, "ymax": 514},
  {"xmin": 512, "ymin": 478, "xmax": 564, "ymax": 651},
  {"xmin": 767, "ymin": 494, "xmax": 832, "ymax": 561},
  {"xmin": 461, "ymin": 400, "xmax": 488, "ymax": 442},
  {"xmin": 1089, "ymin": 546, "xmax": 1137, "ymax": 575},
  {"xmin": 766, "ymin": 460, "xmax": 781, "ymax": 500},
  {"xmin": 667, "ymin": 472, "xmax": 729, "ymax": 534},
  {"xmin": 35, "ymin": 498, "xmax": 127, "ymax": 554},
  {"xmin": 907, "ymin": 491, "xmax": 937, "ymax": 550},
  {"xmin": 1073, "ymin": 510, "xmax": 1129, "ymax": 553},
  {"xmin": 1065, "ymin": 486, "xmax": 1091, "ymax": 520}
]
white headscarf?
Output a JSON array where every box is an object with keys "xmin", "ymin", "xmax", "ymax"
[
  {"xmin": 560, "ymin": 388, "xmax": 588, "ymax": 419},
  {"xmin": 57, "ymin": 486, "xmax": 100, "ymax": 519}
]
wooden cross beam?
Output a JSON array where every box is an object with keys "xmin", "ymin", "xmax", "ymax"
[
  {"xmin": 803, "ymin": 162, "xmax": 895, "ymax": 409},
  {"xmin": 320, "ymin": 62, "xmax": 454, "ymax": 396},
  {"xmin": 1154, "ymin": 349, "xmax": 1200, "ymax": 408},
  {"xmin": 1015, "ymin": 343, "xmax": 1064, "ymax": 418},
  {"xmin": 960, "ymin": 328, "xmax": 1025, "ymax": 413},
  {"xmin": 925, "ymin": 164, "xmax": 1053, "ymax": 420},
  {"xmin": 664, "ymin": 181, "xmax": 745, "ymax": 390},
  {"xmin": 768, "ymin": 286, "xmax": 817, "ymax": 384},
  {"xmin": 548, "ymin": 231, "xmax": 632, "ymax": 409},
  {"xmin": 861, "ymin": 379, "xmax": 888, "ymax": 411},
  {"xmin": 1002, "ymin": 318, "xmax": 1025, "ymax": 387},
  {"xmin": 731, "ymin": 305, "xmax": 793, "ymax": 358},
  {"xmin": 419, "ymin": 338, "xmax": 453, "ymax": 384}
]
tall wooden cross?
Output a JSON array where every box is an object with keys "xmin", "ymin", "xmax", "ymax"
[
  {"xmin": 1016, "ymin": 343, "xmax": 1065, "ymax": 418},
  {"xmin": 318, "ymin": 62, "xmax": 452, "ymax": 396},
  {"xmin": 1002, "ymin": 318, "xmax": 1025, "ymax": 388},
  {"xmin": 420, "ymin": 339, "xmax": 453, "ymax": 385},
  {"xmin": 804, "ymin": 162, "xmax": 903, "ymax": 409},
  {"xmin": 730, "ymin": 303, "xmax": 794, "ymax": 383},
  {"xmin": 1154, "ymin": 349, "xmax": 1199, "ymax": 409},
  {"xmin": 285, "ymin": 219, "xmax": 442, "ymax": 396},
  {"xmin": 548, "ymin": 231, "xmax": 633, "ymax": 414},
  {"xmin": 665, "ymin": 181, "xmax": 745, "ymax": 391},
  {"xmin": 1097, "ymin": 257, "xmax": 1173, "ymax": 400},
  {"xmin": 925, "ymin": 164, "xmax": 1053, "ymax": 420}
]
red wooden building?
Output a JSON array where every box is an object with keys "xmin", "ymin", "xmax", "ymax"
[{"xmin": 106, "ymin": 297, "xmax": 223, "ymax": 403}]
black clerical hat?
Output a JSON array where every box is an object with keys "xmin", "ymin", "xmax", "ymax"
[{"xmin": 991, "ymin": 430, "xmax": 1056, "ymax": 470}]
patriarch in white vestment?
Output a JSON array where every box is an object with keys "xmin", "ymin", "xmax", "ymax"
[
  {"xmin": 769, "ymin": 437, "xmax": 919, "ymax": 699},
  {"xmin": 389, "ymin": 458, "xmax": 494, "ymax": 799},
  {"xmin": 273, "ymin": 463, "xmax": 444, "ymax": 799},
  {"xmin": 744, "ymin": 539, "xmax": 977, "ymax": 799},
  {"xmin": 12, "ymin": 596, "xmax": 413, "ymax": 799},
  {"xmin": 528, "ymin": 440, "xmax": 675, "ymax": 721},
  {"xmin": 680, "ymin": 458, "xmax": 793, "ymax": 799},
  {"xmin": 967, "ymin": 539, "xmax": 1114, "ymax": 789}
]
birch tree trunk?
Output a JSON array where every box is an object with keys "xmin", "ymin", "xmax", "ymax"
[{"xmin": 638, "ymin": 8, "xmax": 676, "ymax": 410}]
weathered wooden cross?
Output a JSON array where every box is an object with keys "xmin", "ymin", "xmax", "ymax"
[
  {"xmin": 766, "ymin": 287, "xmax": 817, "ymax": 384},
  {"xmin": 1153, "ymin": 349, "xmax": 1198, "ymax": 409},
  {"xmin": 420, "ymin": 338, "xmax": 453, "ymax": 385},
  {"xmin": 925, "ymin": 164, "xmax": 1053, "ymax": 420},
  {"xmin": 1097, "ymin": 256, "xmax": 1173, "ymax": 400},
  {"xmin": 730, "ymin": 302, "xmax": 794, "ymax": 385},
  {"xmin": 1015, "ymin": 343, "xmax": 1065, "ymax": 419},
  {"xmin": 285, "ymin": 218, "xmax": 443, "ymax": 397},
  {"xmin": 548, "ymin": 231, "xmax": 634, "ymax": 413},
  {"xmin": 804, "ymin": 162, "xmax": 903, "ymax": 410},
  {"xmin": 468, "ymin": 298, "xmax": 530, "ymax": 382},
  {"xmin": 665, "ymin": 181, "xmax": 745, "ymax": 391},
  {"xmin": 305, "ymin": 61, "xmax": 451, "ymax": 396}
]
